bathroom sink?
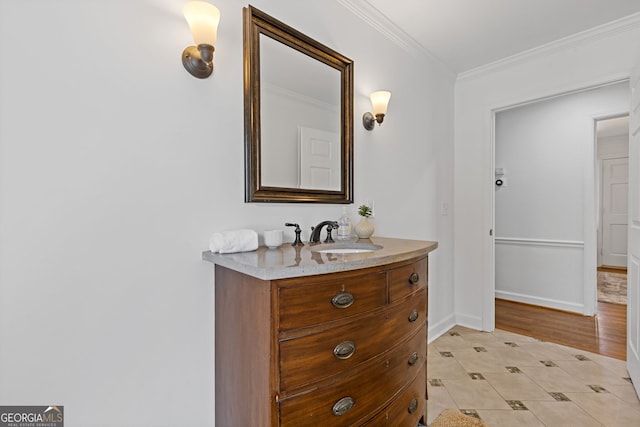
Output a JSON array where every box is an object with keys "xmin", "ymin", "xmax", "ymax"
[{"xmin": 311, "ymin": 242, "xmax": 383, "ymax": 254}]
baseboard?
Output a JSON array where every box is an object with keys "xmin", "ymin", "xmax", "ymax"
[
  {"xmin": 428, "ymin": 313, "xmax": 456, "ymax": 344},
  {"xmin": 495, "ymin": 290, "xmax": 585, "ymax": 314},
  {"xmin": 454, "ymin": 312, "xmax": 484, "ymax": 331}
]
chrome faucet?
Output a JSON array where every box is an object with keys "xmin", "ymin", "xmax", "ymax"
[{"xmin": 309, "ymin": 221, "xmax": 339, "ymax": 244}]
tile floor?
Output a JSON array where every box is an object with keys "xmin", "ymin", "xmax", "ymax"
[{"xmin": 427, "ymin": 326, "xmax": 640, "ymax": 426}]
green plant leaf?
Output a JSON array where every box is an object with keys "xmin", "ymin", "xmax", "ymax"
[{"xmin": 358, "ymin": 204, "xmax": 372, "ymax": 218}]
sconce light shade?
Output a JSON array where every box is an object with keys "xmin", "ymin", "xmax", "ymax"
[
  {"xmin": 363, "ymin": 90, "xmax": 391, "ymax": 130},
  {"xmin": 370, "ymin": 91, "xmax": 391, "ymax": 116},
  {"xmin": 182, "ymin": 1, "xmax": 221, "ymax": 79},
  {"xmin": 184, "ymin": 1, "xmax": 220, "ymax": 45}
]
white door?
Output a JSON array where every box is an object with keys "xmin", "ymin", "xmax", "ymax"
[
  {"xmin": 602, "ymin": 157, "xmax": 629, "ymax": 267},
  {"xmin": 627, "ymin": 67, "xmax": 640, "ymax": 397},
  {"xmin": 299, "ymin": 127, "xmax": 340, "ymax": 191}
]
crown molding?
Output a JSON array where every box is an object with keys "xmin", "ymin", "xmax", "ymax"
[
  {"xmin": 335, "ymin": 0, "xmax": 453, "ymax": 73},
  {"xmin": 337, "ymin": 1, "xmax": 640, "ymax": 81},
  {"xmin": 458, "ymin": 11, "xmax": 640, "ymax": 80}
]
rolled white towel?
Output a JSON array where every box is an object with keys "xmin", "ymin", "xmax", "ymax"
[{"xmin": 209, "ymin": 229, "xmax": 258, "ymax": 254}]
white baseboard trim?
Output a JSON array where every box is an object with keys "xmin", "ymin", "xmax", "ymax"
[
  {"xmin": 454, "ymin": 313, "xmax": 484, "ymax": 331},
  {"xmin": 428, "ymin": 313, "xmax": 456, "ymax": 343},
  {"xmin": 495, "ymin": 290, "xmax": 585, "ymax": 314}
]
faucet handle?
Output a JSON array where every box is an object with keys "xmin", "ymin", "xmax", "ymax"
[
  {"xmin": 324, "ymin": 224, "xmax": 336, "ymax": 243},
  {"xmin": 285, "ymin": 222, "xmax": 304, "ymax": 246}
]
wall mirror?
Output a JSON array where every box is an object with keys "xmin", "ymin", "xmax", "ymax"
[{"xmin": 243, "ymin": 6, "xmax": 354, "ymax": 203}]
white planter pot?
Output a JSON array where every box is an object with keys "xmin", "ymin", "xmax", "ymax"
[{"xmin": 354, "ymin": 218, "xmax": 374, "ymax": 238}]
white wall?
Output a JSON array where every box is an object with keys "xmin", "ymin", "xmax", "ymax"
[
  {"xmin": 0, "ymin": 1, "xmax": 455, "ymax": 425},
  {"xmin": 454, "ymin": 17, "xmax": 640, "ymax": 330},
  {"xmin": 494, "ymin": 83, "xmax": 629, "ymax": 313}
]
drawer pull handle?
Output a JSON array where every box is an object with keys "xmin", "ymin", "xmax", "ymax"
[
  {"xmin": 332, "ymin": 397, "xmax": 355, "ymax": 416},
  {"xmin": 409, "ymin": 272, "xmax": 420, "ymax": 285},
  {"xmin": 331, "ymin": 292, "xmax": 354, "ymax": 309},
  {"xmin": 408, "ymin": 398, "xmax": 418, "ymax": 414},
  {"xmin": 408, "ymin": 309, "xmax": 419, "ymax": 322},
  {"xmin": 333, "ymin": 341, "xmax": 356, "ymax": 360},
  {"xmin": 408, "ymin": 351, "xmax": 419, "ymax": 366}
]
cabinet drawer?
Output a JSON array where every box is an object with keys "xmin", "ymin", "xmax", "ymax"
[
  {"xmin": 280, "ymin": 289, "xmax": 427, "ymax": 390},
  {"xmin": 278, "ymin": 271, "xmax": 387, "ymax": 331},
  {"xmin": 364, "ymin": 365, "xmax": 426, "ymax": 426},
  {"xmin": 389, "ymin": 257, "xmax": 428, "ymax": 302},
  {"xmin": 278, "ymin": 324, "xmax": 426, "ymax": 427}
]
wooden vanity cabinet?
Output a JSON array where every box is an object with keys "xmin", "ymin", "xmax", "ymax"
[{"xmin": 214, "ymin": 255, "xmax": 429, "ymax": 426}]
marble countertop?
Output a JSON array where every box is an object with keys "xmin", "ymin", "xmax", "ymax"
[{"xmin": 202, "ymin": 236, "xmax": 438, "ymax": 280}]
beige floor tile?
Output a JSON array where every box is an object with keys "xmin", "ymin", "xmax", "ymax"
[
  {"xmin": 565, "ymin": 391, "xmax": 640, "ymax": 426},
  {"xmin": 569, "ymin": 348, "xmax": 615, "ymax": 361},
  {"xmin": 523, "ymin": 400, "xmax": 603, "ymax": 427},
  {"xmin": 442, "ymin": 377, "xmax": 512, "ymax": 410},
  {"xmin": 517, "ymin": 365, "xmax": 593, "ymax": 393},
  {"xmin": 607, "ymin": 384, "xmax": 640, "ymax": 409},
  {"xmin": 552, "ymin": 343, "xmax": 612, "ymax": 362},
  {"xmin": 470, "ymin": 338, "xmax": 515, "ymax": 351},
  {"xmin": 489, "ymin": 347, "xmax": 544, "ymax": 367},
  {"xmin": 491, "ymin": 329, "xmax": 541, "ymax": 344},
  {"xmin": 554, "ymin": 360, "xmax": 630, "ymax": 389},
  {"xmin": 432, "ymin": 334, "xmax": 473, "ymax": 352},
  {"xmin": 455, "ymin": 331, "xmax": 504, "ymax": 346},
  {"xmin": 450, "ymin": 349, "xmax": 515, "ymax": 373},
  {"xmin": 483, "ymin": 372, "xmax": 555, "ymax": 401},
  {"xmin": 428, "ymin": 352, "xmax": 469, "ymax": 380},
  {"xmin": 552, "ymin": 343, "xmax": 584, "ymax": 353},
  {"xmin": 425, "ymin": 385, "xmax": 458, "ymax": 425},
  {"xmin": 603, "ymin": 410, "xmax": 640, "ymax": 427},
  {"xmin": 516, "ymin": 341, "xmax": 576, "ymax": 362},
  {"xmin": 587, "ymin": 353, "xmax": 630, "ymax": 377},
  {"xmin": 476, "ymin": 409, "xmax": 545, "ymax": 427},
  {"xmin": 428, "ymin": 327, "xmax": 640, "ymax": 426}
]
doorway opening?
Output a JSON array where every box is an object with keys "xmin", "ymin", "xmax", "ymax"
[
  {"xmin": 596, "ymin": 115, "xmax": 629, "ymax": 311},
  {"xmin": 493, "ymin": 82, "xmax": 629, "ymax": 358}
]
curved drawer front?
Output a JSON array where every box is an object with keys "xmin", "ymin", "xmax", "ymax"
[
  {"xmin": 389, "ymin": 257, "xmax": 428, "ymax": 302},
  {"xmin": 278, "ymin": 325, "xmax": 426, "ymax": 427},
  {"xmin": 363, "ymin": 365, "xmax": 426, "ymax": 426},
  {"xmin": 278, "ymin": 272, "xmax": 387, "ymax": 331},
  {"xmin": 280, "ymin": 289, "xmax": 427, "ymax": 390}
]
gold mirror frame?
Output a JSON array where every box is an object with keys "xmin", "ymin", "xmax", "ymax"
[{"xmin": 243, "ymin": 6, "xmax": 354, "ymax": 203}]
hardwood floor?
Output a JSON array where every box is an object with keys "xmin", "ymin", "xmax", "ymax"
[
  {"xmin": 495, "ymin": 298, "xmax": 627, "ymax": 360},
  {"xmin": 599, "ymin": 266, "xmax": 627, "ymax": 273}
]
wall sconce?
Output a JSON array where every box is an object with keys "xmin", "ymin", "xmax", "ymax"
[
  {"xmin": 363, "ymin": 91, "xmax": 391, "ymax": 130},
  {"xmin": 182, "ymin": 1, "xmax": 221, "ymax": 79}
]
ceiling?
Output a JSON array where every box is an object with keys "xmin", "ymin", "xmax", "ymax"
[{"xmin": 353, "ymin": 0, "xmax": 640, "ymax": 74}]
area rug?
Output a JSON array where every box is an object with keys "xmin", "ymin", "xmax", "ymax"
[
  {"xmin": 429, "ymin": 408, "xmax": 489, "ymax": 427},
  {"xmin": 597, "ymin": 271, "xmax": 627, "ymax": 305}
]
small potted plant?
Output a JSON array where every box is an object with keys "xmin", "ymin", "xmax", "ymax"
[{"xmin": 355, "ymin": 204, "xmax": 374, "ymax": 238}]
